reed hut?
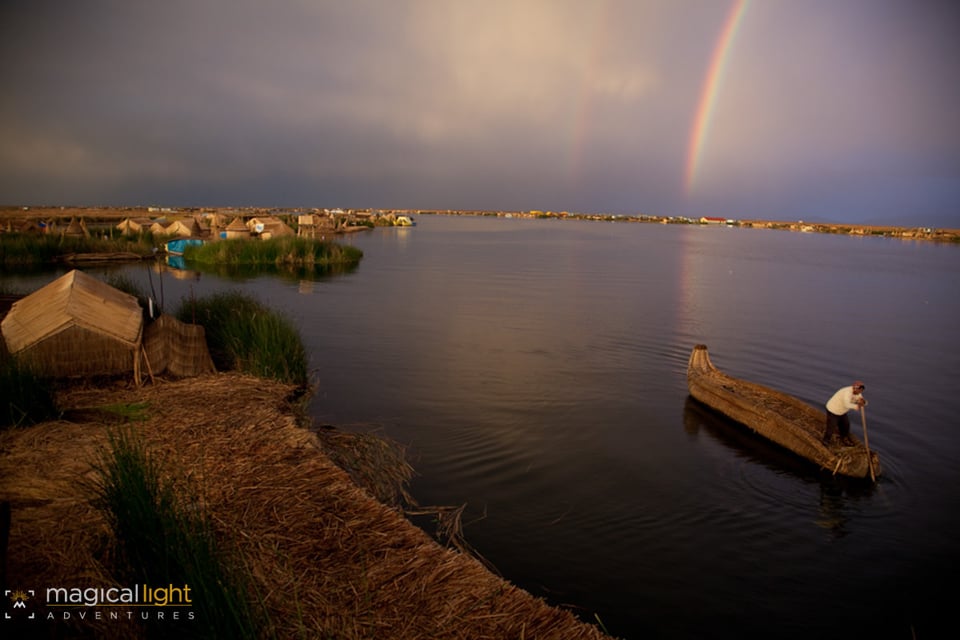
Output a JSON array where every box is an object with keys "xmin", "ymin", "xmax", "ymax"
[
  {"xmin": 116, "ymin": 217, "xmax": 153, "ymax": 234},
  {"xmin": 0, "ymin": 270, "xmax": 143, "ymax": 378},
  {"xmin": 259, "ymin": 220, "xmax": 295, "ymax": 239},
  {"xmin": 225, "ymin": 217, "xmax": 250, "ymax": 239},
  {"xmin": 246, "ymin": 216, "xmax": 294, "ymax": 238},
  {"xmin": 246, "ymin": 216, "xmax": 270, "ymax": 231},
  {"xmin": 149, "ymin": 221, "xmax": 169, "ymax": 235},
  {"xmin": 193, "ymin": 215, "xmax": 210, "ymax": 236},
  {"xmin": 164, "ymin": 217, "xmax": 201, "ymax": 238},
  {"xmin": 205, "ymin": 212, "xmax": 228, "ymax": 228},
  {"xmin": 63, "ymin": 218, "xmax": 89, "ymax": 238}
]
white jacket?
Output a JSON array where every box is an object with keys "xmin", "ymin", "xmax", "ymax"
[{"xmin": 826, "ymin": 386, "xmax": 867, "ymax": 416}]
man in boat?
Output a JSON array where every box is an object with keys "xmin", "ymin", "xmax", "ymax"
[{"xmin": 823, "ymin": 381, "xmax": 867, "ymax": 446}]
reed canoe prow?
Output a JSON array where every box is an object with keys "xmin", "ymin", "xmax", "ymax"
[
  {"xmin": 688, "ymin": 344, "xmax": 714, "ymax": 376},
  {"xmin": 686, "ymin": 345, "xmax": 880, "ymax": 480}
]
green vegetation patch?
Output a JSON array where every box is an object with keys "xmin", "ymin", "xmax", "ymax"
[
  {"xmin": 105, "ymin": 273, "xmax": 152, "ymax": 310},
  {"xmin": 175, "ymin": 291, "xmax": 309, "ymax": 386},
  {"xmin": 99, "ymin": 401, "xmax": 152, "ymax": 422},
  {"xmin": 0, "ymin": 232, "xmax": 155, "ymax": 268},
  {"xmin": 184, "ymin": 236, "xmax": 362, "ymax": 267}
]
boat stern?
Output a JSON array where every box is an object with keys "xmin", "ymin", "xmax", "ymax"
[{"xmin": 830, "ymin": 447, "xmax": 881, "ymax": 480}]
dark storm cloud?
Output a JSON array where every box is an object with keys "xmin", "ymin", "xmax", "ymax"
[{"xmin": 1, "ymin": 0, "xmax": 957, "ymax": 225}]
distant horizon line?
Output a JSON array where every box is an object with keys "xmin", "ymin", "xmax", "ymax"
[{"xmin": 2, "ymin": 204, "xmax": 955, "ymax": 230}]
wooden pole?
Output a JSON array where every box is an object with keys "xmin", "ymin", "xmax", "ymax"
[
  {"xmin": 860, "ymin": 406, "xmax": 876, "ymax": 482},
  {"xmin": 141, "ymin": 345, "xmax": 156, "ymax": 386}
]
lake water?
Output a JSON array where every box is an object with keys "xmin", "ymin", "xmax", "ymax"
[{"xmin": 4, "ymin": 215, "xmax": 959, "ymax": 639}]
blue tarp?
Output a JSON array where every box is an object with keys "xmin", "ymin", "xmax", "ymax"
[{"xmin": 165, "ymin": 238, "xmax": 205, "ymax": 255}]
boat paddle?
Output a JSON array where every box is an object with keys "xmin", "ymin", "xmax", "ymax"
[{"xmin": 860, "ymin": 405, "xmax": 876, "ymax": 482}]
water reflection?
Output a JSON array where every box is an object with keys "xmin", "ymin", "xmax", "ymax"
[
  {"xmin": 682, "ymin": 397, "xmax": 818, "ymax": 477},
  {"xmin": 160, "ymin": 256, "xmax": 201, "ymax": 280},
  {"xmin": 298, "ymin": 280, "xmax": 315, "ymax": 295},
  {"xmin": 165, "ymin": 259, "xmax": 359, "ymax": 283},
  {"xmin": 682, "ymin": 397, "xmax": 876, "ymax": 537},
  {"xmin": 816, "ymin": 482, "xmax": 850, "ymax": 538}
]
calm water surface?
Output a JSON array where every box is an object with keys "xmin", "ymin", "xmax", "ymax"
[{"xmin": 5, "ymin": 215, "xmax": 959, "ymax": 639}]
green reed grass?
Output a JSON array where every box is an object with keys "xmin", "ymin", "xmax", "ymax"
[
  {"xmin": 99, "ymin": 401, "xmax": 152, "ymax": 422},
  {"xmin": 0, "ymin": 358, "xmax": 59, "ymax": 429},
  {"xmin": 105, "ymin": 273, "xmax": 152, "ymax": 311},
  {"xmin": 176, "ymin": 291, "xmax": 309, "ymax": 386},
  {"xmin": 184, "ymin": 236, "xmax": 362, "ymax": 267},
  {"xmin": 0, "ymin": 233, "xmax": 156, "ymax": 267},
  {"xmin": 91, "ymin": 427, "xmax": 267, "ymax": 639}
]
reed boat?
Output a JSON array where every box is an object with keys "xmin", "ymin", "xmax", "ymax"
[{"xmin": 687, "ymin": 344, "xmax": 880, "ymax": 480}]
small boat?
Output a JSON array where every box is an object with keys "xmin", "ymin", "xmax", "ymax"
[
  {"xmin": 687, "ymin": 344, "xmax": 880, "ymax": 480},
  {"xmin": 165, "ymin": 238, "xmax": 206, "ymax": 256}
]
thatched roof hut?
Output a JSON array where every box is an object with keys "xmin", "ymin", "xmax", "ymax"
[
  {"xmin": 225, "ymin": 217, "xmax": 250, "ymax": 239},
  {"xmin": 149, "ymin": 221, "xmax": 169, "ymax": 235},
  {"xmin": 193, "ymin": 215, "xmax": 210, "ymax": 235},
  {"xmin": 164, "ymin": 217, "xmax": 201, "ymax": 238},
  {"xmin": 261, "ymin": 221, "xmax": 295, "ymax": 239},
  {"xmin": 205, "ymin": 212, "xmax": 229, "ymax": 228},
  {"xmin": 247, "ymin": 216, "xmax": 294, "ymax": 238},
  {"xmin": 116, "ymin": 217, "xmax": 153, "ymax": 234},
  {"xmin": 63, "ymin": 218, "xmax": 89, "ymax": 238},
  {"xmin": 1, "ymin": 270, "xmax": 143, "ymax": 378}
]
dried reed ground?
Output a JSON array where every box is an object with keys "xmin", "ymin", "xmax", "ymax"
[{"xmin": 1, "ymin": 373, "xmax": 614, "ymax": 639}]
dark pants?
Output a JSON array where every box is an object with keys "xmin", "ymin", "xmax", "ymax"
[{"xmin": 823, "ymin": 411, "xmax": 850, "ymax": 443}]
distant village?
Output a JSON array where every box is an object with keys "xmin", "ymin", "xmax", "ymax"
[
  {"xmin": 1, "ymin": 205, "xmax": 957, "ymax": 243},
  {"xmin": 0, "ymin": 206, "xmax": 414, "ymax": 240}
]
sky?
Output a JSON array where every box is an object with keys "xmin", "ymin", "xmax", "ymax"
[{"xmin": 1, "ymin": 0, "xmax": 958, "ymax": 226}]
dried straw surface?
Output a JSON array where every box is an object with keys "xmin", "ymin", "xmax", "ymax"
[{"xmin": 1, "ymin": 373, "xmax": 615, "ymax": 639}]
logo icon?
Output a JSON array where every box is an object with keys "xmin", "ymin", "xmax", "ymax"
[{"xmin": 4, "ymin": 589, "xmax": 36, "ymax": 620}]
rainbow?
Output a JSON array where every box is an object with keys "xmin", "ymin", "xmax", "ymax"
[{"xmin": 685, "ymin": 0, "xmax": 750, "ymax": 194}]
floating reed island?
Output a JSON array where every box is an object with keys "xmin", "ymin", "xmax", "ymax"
[
  {"xmin": 1, "ymin": 278, "xmax": 613, "ymax": 638},
  {"xmin": 0, "ymin": 374, "xmax": 615, "ymax": 639},
  {"xmin": 0, "ymin": 207, "xmax": 369, "ymax": 275},
  {"xmin": 181, "ymin": 235, "xmax": 362, "ymax": 268}
]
